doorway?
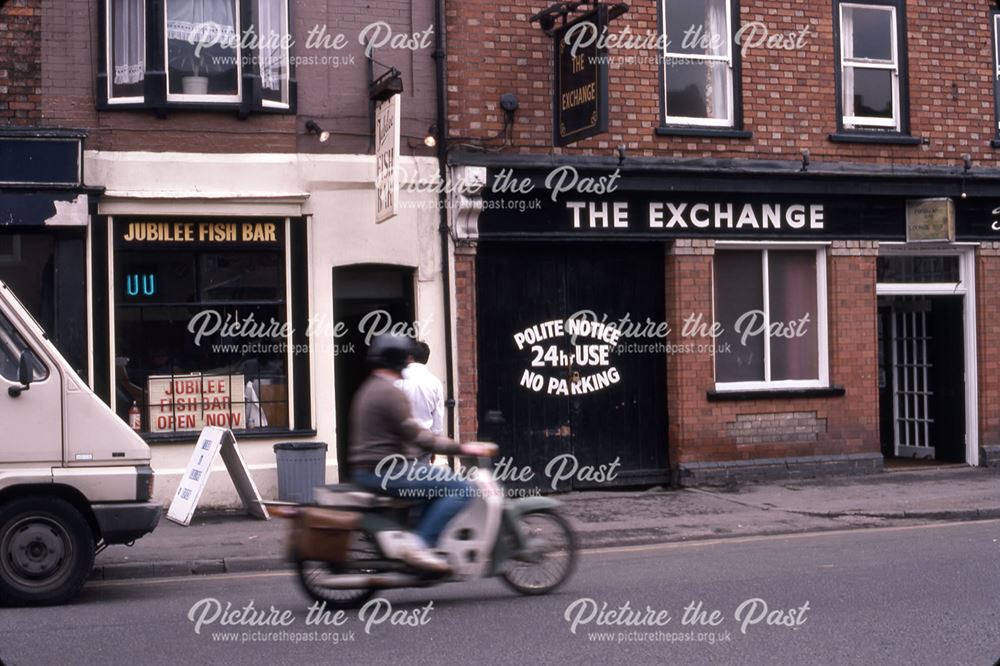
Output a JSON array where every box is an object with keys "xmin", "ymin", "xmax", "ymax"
[
  {"xmin": 332, "ymin": 265, "xmax": 415, "ymax": 473},
  {"xmin": 876, "ymin": 251, "xmax": 977, "ymax": 465},
  {"xmin": 476, "ymin": 242, "xmax": 670, "ymax": 490}
]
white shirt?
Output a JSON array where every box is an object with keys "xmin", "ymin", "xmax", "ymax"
[{"xmin": 394, "ymin": 362, "xmax": 445, "ymax": 435}]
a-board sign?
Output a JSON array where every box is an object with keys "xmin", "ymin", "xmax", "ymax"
[{"xmin": 166, "ymin": 427, "xmax": 269, "ymax": 526}]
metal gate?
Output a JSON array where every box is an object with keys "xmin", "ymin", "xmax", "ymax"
[
  {"xmin": 476, "ymin": 242, "xmax": 669, "ymax": 490},
  {"xmin": 890, "ymin": 302, "xmax": 933, "ymax": 458}
]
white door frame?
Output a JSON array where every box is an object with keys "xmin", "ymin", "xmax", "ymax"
[{"xmin": 876, "ymin": 244, "xmax": 979, "ymax": 466}]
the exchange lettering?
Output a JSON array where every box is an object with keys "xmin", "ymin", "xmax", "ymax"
[
  {"xmin": 561, "ymin": 82, "xmax": 597, "ymax": 111},
  {"xmin": 565, "ymin": 201, "xmax": 826, "ymax": 231}
]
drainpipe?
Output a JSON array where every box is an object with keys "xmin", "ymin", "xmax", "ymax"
[{"xmin": 432, "ymin": 0, "xmax": 457, "ymax": 439}]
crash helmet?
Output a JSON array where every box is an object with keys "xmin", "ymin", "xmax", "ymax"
[{"xmin": 367, "ymin": 333, "xmax": 416, "ymax": 372}]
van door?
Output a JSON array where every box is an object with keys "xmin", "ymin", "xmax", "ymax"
[{"xmin": 0, "ymin": 304, "xmax": 62, "ymax": 463}]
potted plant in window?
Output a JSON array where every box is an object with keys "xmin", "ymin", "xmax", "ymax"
[{"xmin": 179, "ymin": 50, "xmax": 209, "ymax": 95}]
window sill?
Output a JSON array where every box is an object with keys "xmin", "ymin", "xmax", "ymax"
[
  {"xmin": 706, "ymin": 386, "xmax": 846, "ymax": 402},
  {"xmin": 828, "ymin": 132, "xmax": 924, "ymax": 146},
  {"xmin": 656, "ymin": 127, "xmax": 752, "ymax": 139},
  {"xmin": 141, "ymin": 428, "xmax": 317, "ymax": 444}
]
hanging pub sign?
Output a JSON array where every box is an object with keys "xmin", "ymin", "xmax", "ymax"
[
  {"xmin": 553, "ymin": 6, "xmax": 610, "ymax": 146},
  {"xmin": 375, "ymin": 93, "xmax": 401, "ymax": 223}
]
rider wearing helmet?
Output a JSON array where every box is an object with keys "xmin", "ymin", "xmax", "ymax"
[{"xmin": 348, "ymin": 333, "xmax": 493, "ymax": 573}]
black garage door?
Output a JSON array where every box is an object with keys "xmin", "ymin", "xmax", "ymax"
[{"xmin": 476, "ymin": 242, "xmax": 669, "ymax": 491}]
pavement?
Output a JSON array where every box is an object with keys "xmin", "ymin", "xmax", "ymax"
[{"xmin": 91, "ymin": 464, "xmax": 1000, "ymax": 581}]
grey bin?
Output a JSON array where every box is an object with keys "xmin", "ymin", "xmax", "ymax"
[{"xmin": 273, "ymin": 442, "xmax": 328, "ymax": 503}]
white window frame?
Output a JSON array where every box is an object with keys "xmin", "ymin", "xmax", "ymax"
[
  {"xmin": 260, "ymin": 0, "xmax": 291, "ymax": 110},
  {"xmin": 712, "ymin": 243, "xmax": 830, "ymax": 391},
  {"xmin": 661, "ymin": 0, "xmax": 735, "ymax": 127},
  {"xmin": 993, "ymin": 13, "xmax": 1000, "ymax": 132},
  {"xmin": 164, "ymin": 0, "xmax": 243, "ymax": 104},
  {"xmin": 839, "ymin": 3, "xmax": 900, "ymax": 130},
  {"xmin": 106, "ymin": 0, "xmax": 147, "ymax": 105}
]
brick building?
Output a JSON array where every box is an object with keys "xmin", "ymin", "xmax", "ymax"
[
  {"xmin": 444, "ymin": 0, "xmax": 1000, "ymax": 486},
  {"xmin": 1, "ymin": 0, "xmax": 448, "ymax": 505}
]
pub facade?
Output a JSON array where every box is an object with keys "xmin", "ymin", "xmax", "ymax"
[{"xmin": 444, "ymin": 0, "xmax": 1000, "ymax": 486}]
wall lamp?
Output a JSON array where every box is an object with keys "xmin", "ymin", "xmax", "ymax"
[{"xmin": 305, "ymin": 120, "xmax": 330, "ymax": 143}]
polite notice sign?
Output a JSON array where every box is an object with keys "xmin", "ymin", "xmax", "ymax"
[
  {"xmin": 147, "ymin": 374, "xmax": 245, "ymax": 433},
  {"xmin": 375, "ymin": 93, "xmax": 401, "ymax": 223},
  {"xmin": 167, "ymin": 427, "xmax": 269, "ymax": 525}
]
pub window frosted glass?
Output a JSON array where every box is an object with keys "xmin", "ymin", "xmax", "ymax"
[
  {"xmin": 258, "ymin": 0, "xmax": 290, "ymax": 107},
  {"xmin": 840, "ymin": 3, "xmax": 899, "ymax": 129},
  {"xmin": 714, "ymin": 249, "xmax": 824, "ymax": 386},
  {"xmin": 114, "ymin": 247, "xmax": 289, "ymax": 434},
  {"xmin": 166, "ymin": 0, "xmax": 241, "ymax": 100},
  {"xmin": 109, "ymin": 0, "xmax": 146, "ymax": 101},
  {"xmin": 661, "ymin": 0, "xmax": 733, "ymax": 126}
]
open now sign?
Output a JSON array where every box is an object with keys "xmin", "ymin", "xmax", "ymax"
[{"xmin": 147, "ymin": 373, "xmax": 246, "ymax": 433}]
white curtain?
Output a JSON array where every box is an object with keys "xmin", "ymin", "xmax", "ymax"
[
  {"xmin": 258, "ymin": 0, "xmax": 285, "ymax": 92},
  {"xmin": 841, "ymin": 7, "xmax": 855, "ymax": 117},
  {"xmin": 705, "ymin": 0, "xmax": 729, "ymax": 121},
  {"xmin": 112, "ymin": 0, "xmax": 145, "ymax": 85},
  {"xmin": 245, "ymin": 380, "xmax": 269, "ymax": 428},
  {"xmin": 166, "ymin": 0, "xmax": 238, "ymax": 44}
]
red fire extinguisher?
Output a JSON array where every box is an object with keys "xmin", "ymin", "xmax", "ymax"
[{"xmin": 128, "ymin": 401, "xmax": 142, "ymax": 432}]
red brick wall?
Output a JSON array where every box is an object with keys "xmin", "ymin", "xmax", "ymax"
[
  {"xmin": 665, "ymin": 242, "xmax": 879, "ymax": 466},
  {"xmin": 446, "ymin": 0, "xmax": 997, "ymax": 165},
  {"xmin": 976, "ymin": 245, "xmax": 1000, "ymax": 451},
  {"xmin": 454, "ymin": 243, "xmax": 479, "ymax": 440},
  {"xmin": 1, "ymin": 0, "xmax": 41, "ymax": 125}
]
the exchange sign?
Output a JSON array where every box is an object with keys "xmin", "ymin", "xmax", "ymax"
[{"xmin": 553, "ymin": 7, "xmax": 609, "ymax": 147}]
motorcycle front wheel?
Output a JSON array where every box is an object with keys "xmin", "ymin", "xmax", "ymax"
[
  {"xmin": 295, "ymin": 531, "xmax": 378, "ymax": 609},
  {"xmin": 500, "ymin": 509, "xmax": 577, "ymax": 595}
]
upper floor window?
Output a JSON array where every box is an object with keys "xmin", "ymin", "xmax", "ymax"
[
  {"xmin": 101, "ymin": 0, "xmax": 294, "ymax": 112},
  {"xmin": 661, "ymin": 0, "xmax": 737, "ymax": 128},
  {"xmin": 837, "ymin": 2, "xmax": 904, "ymax": 131},
  {"xmin": 992, "ymin": 12, "xmax": 1000, "ymax": 139}
]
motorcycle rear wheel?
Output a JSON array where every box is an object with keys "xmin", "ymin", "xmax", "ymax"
[
  {"xmin": 295, "ymin": 531, "xmax": 378, "ymax": 609},
  {"xmin": 500, "ymin": 509, "xmax": 577, "ymax": 595}
]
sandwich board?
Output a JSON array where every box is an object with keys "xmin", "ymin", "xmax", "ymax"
[{"xmin": 167, "ymin": 427, "xmax": 270, "ymax": 526}]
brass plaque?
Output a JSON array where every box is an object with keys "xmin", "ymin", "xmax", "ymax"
[{"xmin": 906, "ymin": 198, "xmax": 955, "ymax": 242}]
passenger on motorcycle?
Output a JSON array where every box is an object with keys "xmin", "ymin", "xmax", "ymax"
[{"xmin": 348, "ymin": 333, "xmax": 495, "ymax": 574}]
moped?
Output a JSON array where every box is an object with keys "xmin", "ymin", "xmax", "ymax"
[{"xmin": 271, "ymin": 453, "xmax": 577, "ymax": 609}]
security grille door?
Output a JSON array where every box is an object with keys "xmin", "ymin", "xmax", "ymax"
[
  {"xmin": 888, "ymin": 296, "xmax": 967, "ymax": 462},
  {"xmin": 890, "ymin": 301, "xmax": 934, "ymax": 458},
  {"xmin": 476, "ymin": 243, "xmax": 669, "ymax": 491}
]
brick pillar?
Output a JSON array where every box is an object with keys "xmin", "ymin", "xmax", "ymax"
[
  {"xmin": 454, "ymin": 241, "xmax": 478, "ymax": 441},
  {"xmin": 665, "ymin": 240, "xmax": 717, "ymax": 467},
  {"xmin": 977, "ymin": 243, "xmax": 1000, "ymax": 464}
]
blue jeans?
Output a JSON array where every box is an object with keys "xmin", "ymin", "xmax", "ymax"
[{"xmin": 352, "ymin": 461, "xmax": 473, "ymax": 547}]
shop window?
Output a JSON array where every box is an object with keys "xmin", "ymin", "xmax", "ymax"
[
  {"xmin": 661, "ymin": 0, "xmax": 738, "ymax": 128},
  {"xmin": 0, "ymin": 309, "xmax": 48, "ymax": 383},
  {"xmin": 102, "ymin": 0, "xmax": 293, "ymax": 111},
  {"xmin": 836, "ymin": 2, "xmax": 904, "ymax": 131},
  {"xmin": 713, "ymin": 248, "xmax": 828, "ymax": 389},
  {"xmin": 113, "ymin": 219, "xmax": 297, "ymax": 436}
]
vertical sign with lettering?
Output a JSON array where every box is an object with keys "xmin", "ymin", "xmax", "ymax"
[
  {"xmin": 375, "ymin": 94, "xmax": 401, "ymax": 223},
  {"xmin": 554, "ymin": 6, "xmax": 609, "ymax": 146}
]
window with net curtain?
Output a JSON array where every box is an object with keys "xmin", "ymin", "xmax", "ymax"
[
  {"xmin": 106, "ymin": 0, "xmax": 289, "ymax": 106},
  {"xmin": 714, "ymin": 250, "xmax": 822, "ymax": 385},
  {"xmin": 662, "ymin": 0, "xmax": 732, "ymax": 125}
]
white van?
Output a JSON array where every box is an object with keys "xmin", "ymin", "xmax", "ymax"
[{"xmin": 0, "ymin": 280, "xmax": 161, "ymax": 605}]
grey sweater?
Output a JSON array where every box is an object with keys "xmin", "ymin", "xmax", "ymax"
[{"xmin": 347, "ymin": 374, "xmax": 460, "ymax": 471}]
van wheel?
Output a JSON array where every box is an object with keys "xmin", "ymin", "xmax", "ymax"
[{"xmin": 0, "ymin": 497, "xmax": 95, "ymax": 606}]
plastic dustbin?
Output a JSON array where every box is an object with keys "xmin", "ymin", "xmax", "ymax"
[{"xmin": 273, "ymin": 442, "xmax": 328, "ymax": 503}]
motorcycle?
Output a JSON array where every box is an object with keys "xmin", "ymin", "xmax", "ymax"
[{"xmin": 270, "ymin": 453, "xmax": 577, "ymax": 609}]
